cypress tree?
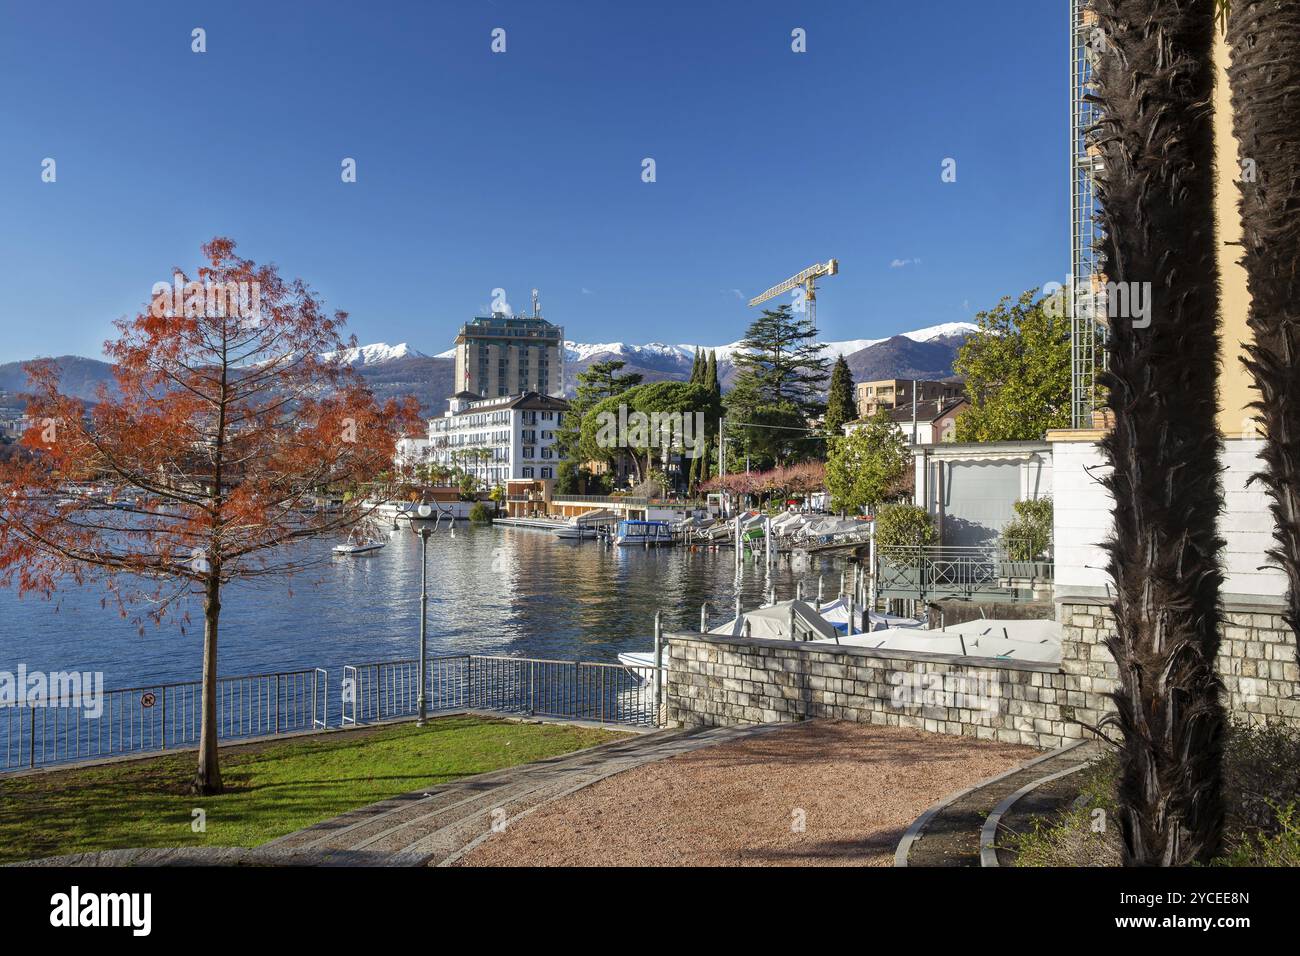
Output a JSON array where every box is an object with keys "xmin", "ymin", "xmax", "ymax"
[{"xmin": 824, "ymin": 355, "xmax": 857, "ymax": 440}]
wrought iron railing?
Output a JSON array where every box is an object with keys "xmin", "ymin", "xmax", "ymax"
[{"xmin": 877, "ymin": 544, "xmax": 1053, "ymax": 600}]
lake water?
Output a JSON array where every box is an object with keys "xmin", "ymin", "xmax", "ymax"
[{"xmin": 0, "ymin": 524, "xmax": 847, "ymax": 691}]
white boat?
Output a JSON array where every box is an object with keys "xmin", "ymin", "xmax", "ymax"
[
  {"xmin": 708, "ymin": 600, "xmax": 842, "ymax": 641},
  {"xmin": 816, "ymin": 597, "xmax": 925, "ymax": 634},
  {"xmin": 332, "ymin": 522, "xmax": 388, "ymax": 555},
  {"xmin": 812, "ymin": 617, "xmax": 1062, "ymax": 664},
  {"xmin": 554, "ymin": 508, "xmax": 616, "ymax": 539}
]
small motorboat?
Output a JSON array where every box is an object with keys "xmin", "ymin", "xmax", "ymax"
[{"xmin": 332, "ymin": 522, "xmax": 387, "ymax": 556}]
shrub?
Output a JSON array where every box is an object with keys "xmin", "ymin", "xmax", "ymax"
[
  {"xmin": 1011, "ymin": 721, "xmax": 1300, "ymax": 867},
  {"xmin": 874, "ymin": 504, "xmax": 934, "ymax": 561},
  {"xmin": 1220, "ymin": 803, "xmax": 1300, "ymax": 867},
  {"xmin": 468, "ymin": 502, "xmax": 493, "ymax": 523},
  {"xmin": 1000, "ymin": 497, "xmax": 1053, "ymax": 561}
]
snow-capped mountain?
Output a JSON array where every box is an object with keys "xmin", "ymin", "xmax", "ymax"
[
  {"xmin": 560, "ymin": 321, "xmax": 979, "ymax": 367},
  {"xmin": 322, "ymin": 342, "xmax": 428, "ymax": 366},
  {"xmin": 1, "ymin": 323, "xmax": 977, "ymax": 419}
]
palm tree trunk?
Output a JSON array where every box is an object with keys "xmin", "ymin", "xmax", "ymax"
[
  {"xmin": 1226, "ymin": 1, "xmax": 1300, "ymax": 655},
  {"xmin": 1092, "ymin": 0, "xmax": 1227, "ymax": 865},
  {"xmin": 192, "ymin": 571, "xmax": 224, "ymax": 795}
]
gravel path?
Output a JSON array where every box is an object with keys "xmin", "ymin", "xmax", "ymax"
[{"xmin": 456, "ymin": 720, "xmax": 1037, "ymax": 867}]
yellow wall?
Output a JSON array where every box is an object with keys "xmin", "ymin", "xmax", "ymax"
[{"xmin": 1215, "ymin": 30, "xmax": 1257, "ymax": 438}]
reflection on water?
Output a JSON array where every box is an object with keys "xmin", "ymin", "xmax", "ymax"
[{"xmin": 0, "ymin": 524, "xmax": 848, "ymax": 689}]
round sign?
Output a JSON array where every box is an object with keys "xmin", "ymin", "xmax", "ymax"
[{"xmin": 141, "ymin": 692, "xmax": 157, "ymax": 709}]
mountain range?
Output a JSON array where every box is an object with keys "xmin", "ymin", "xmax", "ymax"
[{"xmin": 0, "ymin": 322, "xmax": 977, "ymax": 417}]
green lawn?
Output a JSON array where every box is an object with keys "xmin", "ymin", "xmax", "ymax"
[{"xmin": 0, "ymin": 715, "xmax": 625, "ymax": 864}]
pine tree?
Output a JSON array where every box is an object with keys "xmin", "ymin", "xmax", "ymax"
[{"xmin": 725, "ymin": 305, "xmax": 828, "ymax": 467}]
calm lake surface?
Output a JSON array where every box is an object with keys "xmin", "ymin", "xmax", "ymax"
[{"xmin": 0, "ymin": 524, "xmax": 847, "ymax": 690}]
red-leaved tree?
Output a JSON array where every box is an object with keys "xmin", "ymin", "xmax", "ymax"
[{"xmin": 0, "ymin": 238, "xmax": 419, "ymax": 793}]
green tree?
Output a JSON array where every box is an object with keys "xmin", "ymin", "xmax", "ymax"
[
  {"xmin": 953, "ymin": 290, "xmax": 1071, "ymax": 442},
  {"xmin": 824, "ymin": 355, "xmax": 857, "ymax": 441},
  {"xmin": 581, "ymin": 380, "xmax": 719, "ymax": 489},
  {"xmin": 824, "ymin": 410, "xmax": 909, "ymax": 514},
  {"xmin": 725, "ymin": 304, "xmax": 828, "ymax": 467},
  {"xmin": 688, "ymin": 349, "xmax": 724, "ymax": 492},
  {"xmin": 555, "ymin": 359, "xmax": 642, "ymax": 493}
]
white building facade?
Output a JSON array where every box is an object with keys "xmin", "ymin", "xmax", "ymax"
[{"xmin": 426, "ymin": 391, "xmax": 569, "ymax": 487}]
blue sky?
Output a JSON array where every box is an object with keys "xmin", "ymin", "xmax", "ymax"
[{"xmin": 0, "ymin": 0, "xmax": 1066, "ymax": 363}]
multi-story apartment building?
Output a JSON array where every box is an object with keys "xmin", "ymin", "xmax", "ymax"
[
  {"xmin": 855, "ymin": 378, "xmax": 965, "ymax": 421},
  {"xmin": 426, "ymin": 391, "xmax": 569, "ymax": 487},
  {"xmin": 453, "ymin": 311, "xmax": 565, "ymax": 399}
]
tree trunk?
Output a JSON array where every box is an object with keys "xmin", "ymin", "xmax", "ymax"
[
  {"xmin": 1092, "ymin": 0, "xmax": 1226, "ymax": 865},
  {"xmin": 1226, "ymin": 1, "xmax": 1300, "ymax": 657},
  {"xmin": 192, "ymin": 573, "xmax": 224, "ymax": 795}
]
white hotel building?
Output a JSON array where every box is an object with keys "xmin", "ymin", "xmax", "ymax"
[{"xmin": 397, "ymin": 391, "xmax": 569, "ymax": 486}]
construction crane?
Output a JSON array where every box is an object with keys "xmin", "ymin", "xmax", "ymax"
[{"xmin": 748, "ymin": 259, "xmax": 839, "ymax": 331}]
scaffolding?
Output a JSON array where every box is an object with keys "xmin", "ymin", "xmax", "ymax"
[{"xmin": 1069, "ymin": 0, "xmax": 1106, "ymax": 429}]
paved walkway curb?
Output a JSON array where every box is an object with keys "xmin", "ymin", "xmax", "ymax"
[
  {"xmin": 979, "ymin": 761, "xmax": 1093, "ymax": 867},
  {"xmin": 893, "ymin": 739, "xmax": 1094, "ymax": 867}
]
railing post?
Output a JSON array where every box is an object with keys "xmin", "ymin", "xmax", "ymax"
[
  {"xmin": 653, "ymin": 611, "xmax": 663, "ymax": 726},
  {"xmin": 275, "ymin": 673, "xmax": 282, "ymax": 735},
  {"xmin": 161, "ymin": 687, "xmax": 168, "ymax": 750},
  {"xmin": 28, "ymin": 707, "xmax": 35, "ymax": 769}
]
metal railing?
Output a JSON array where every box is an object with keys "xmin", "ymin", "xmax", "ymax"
[
  {"xmin": 342, "ymin": 655, "xmax": 661, "ymax": 728},
  {"xmin": 877, "ymin": 544, "xmax": 1053, "ymax": 601},
  {"xmin": 3, "ymin": 650, "xmax": 662, "ymax": 774},
  {"xmin": 1, "ymin": 668, "xmax": 327, "ymax": 772},
  {"xmin": 341, "ymin": 657, "xmax": 469, "ymax": 724}
]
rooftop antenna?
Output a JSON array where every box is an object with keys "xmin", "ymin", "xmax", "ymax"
[{"xmin": 532, "ymin": 288, "xmax": 540, "ymax": 319}]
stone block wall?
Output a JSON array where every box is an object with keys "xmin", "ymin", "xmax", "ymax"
[
  {"xmin": 1062, "ymin": 599, "xmax": 1300, "ymax": 725},
  {"xmin": 665, "ymin": 602, "xmax": 1300, "ymax": 751},
  {"xmin": 665, "ymin": 634, "xmax": 1082, "ymax": 749}
]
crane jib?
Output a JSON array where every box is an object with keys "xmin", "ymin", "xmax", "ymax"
[{"xmin": 747, "ymin": 258, "xmax": 839, "ymax": 307}]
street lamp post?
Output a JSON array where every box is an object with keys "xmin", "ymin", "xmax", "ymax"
[{"xmin": 415, "ymin": 503, "xmax": 433, "ymax": 726}]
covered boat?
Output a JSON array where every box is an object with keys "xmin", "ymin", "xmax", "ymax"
[
  {"xmin": 816, "ymin": 597, "xmax": 925, "ymax": 634},
  {"xmin": 613, "ymin": 519, "xmax": 675, "ymax": 547},
  {"xmin": 815, "ymin": 618, "xmax": 1062, "ymax": 664}
]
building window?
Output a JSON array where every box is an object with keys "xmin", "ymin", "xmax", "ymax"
[
  {"xmin": 541, "ymin": 467, "xmax": 552, "ymax": 479},
  {"xmin": 523, "ymin": 446, "xmax": 535, "ymax": 459},
  {"xmin": 523, "ymin": 467, "xmax": 534, "ymax": 478}
]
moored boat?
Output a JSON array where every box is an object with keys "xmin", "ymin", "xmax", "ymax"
[{"xmin": 613, "ymin": 519, "xmax": 675, "ymax": 547}]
